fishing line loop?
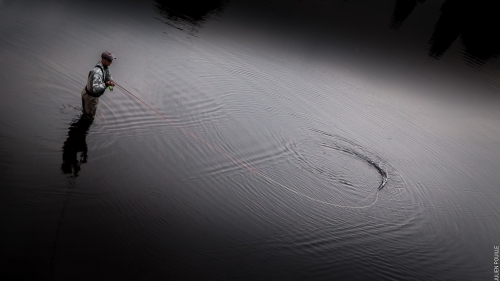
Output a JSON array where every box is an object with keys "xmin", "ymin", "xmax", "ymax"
[{"xmin": 115, "ymin": 82, "xmax": 382, "ymax": 209}]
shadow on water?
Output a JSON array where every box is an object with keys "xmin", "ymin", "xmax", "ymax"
[
  {"xmin": 154, "ymin": 0, "xmax": 228, "ymax": 33},
  {"xmin": 390, "ymin": 0, "xmax": 426, "ymax": 31},
  {"xmin": 428, "ymin": 0, "xmax": 500, "ymax": 64},
  {"xmin": 61, "ymin": 115, "xmax": 92, "ymax": 178},
  {"xmin": 390, "ymin": 0, "xmax": 500, "ymax": 65}
]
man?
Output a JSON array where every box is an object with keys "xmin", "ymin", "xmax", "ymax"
[{"xmin": 81, "ymin": 51, "xmax": 116, "ymax": 119}]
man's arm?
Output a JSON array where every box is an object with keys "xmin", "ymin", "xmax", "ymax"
[{"xmin": 104, "ymin": 70, "xmax": 115, "ymax": 87}]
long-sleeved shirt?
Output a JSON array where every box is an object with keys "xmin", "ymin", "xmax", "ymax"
[{"xmin": 84, "ymin": 61, "xmax": 113, "ymax": 97}]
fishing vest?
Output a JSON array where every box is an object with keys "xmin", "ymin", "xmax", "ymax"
[{"xmin": 85, "ymin": 63, "xmax": 106, "ymax": 97}]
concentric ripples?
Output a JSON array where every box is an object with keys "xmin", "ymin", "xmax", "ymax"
[{"xmin": 213, "ymin": 124, "xmax": 403, "ymax": 209}]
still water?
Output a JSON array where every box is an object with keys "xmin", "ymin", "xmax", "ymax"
[{"xmin": 1, "ymin": 0, "xmax": 499, "ymax": 280}]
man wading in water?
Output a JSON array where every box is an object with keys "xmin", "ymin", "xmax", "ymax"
[{"xmin": 82, "ymin": 51, "xmax": 116, "ymax": 120}]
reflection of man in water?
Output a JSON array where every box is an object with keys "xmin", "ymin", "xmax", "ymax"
[
  {"xmin": 61, "ymin": 116, "xmax": 92, "ymax": 177},
  {"xmin": 81, "ymin": 51, "xmax": 116, "ymax": 120}
]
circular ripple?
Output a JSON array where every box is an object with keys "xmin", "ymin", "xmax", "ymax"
[{"xmin": 261, "ymin": 128, "xmax": 402, "ymax": 208}]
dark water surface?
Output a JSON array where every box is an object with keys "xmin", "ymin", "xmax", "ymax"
[{"xmin": 1, "ymin": 0, "xmax": 499, "ymax": 280}]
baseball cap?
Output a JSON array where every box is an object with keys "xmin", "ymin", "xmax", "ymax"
[{"xmin": 101, "ymin": 51, "xmax": 116, "ymax": 61}]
